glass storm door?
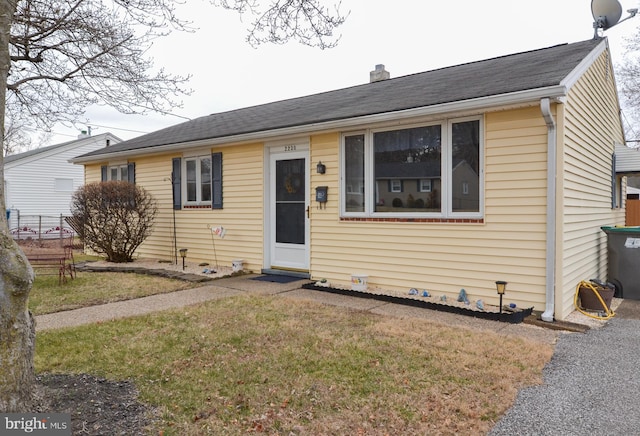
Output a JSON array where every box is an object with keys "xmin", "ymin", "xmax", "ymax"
[{"xmin": 270, "ymin": 152, "xmax": 309, "ymax": 270}]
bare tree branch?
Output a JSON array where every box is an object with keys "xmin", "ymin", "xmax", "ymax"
[
  {"xmin": 6, "ymin": 0, "xmax": 346, "ymax": 138},
  {"xmin": 617, "ymin": 29, "xmax": 640, "ymax": 138},
  {"xmin": 8, "ymin": 0, "xmax": 194, "ymax": 131},
  {"xmin": 213, "ymin": 0, "xmax": 347, "ymax": 49}
]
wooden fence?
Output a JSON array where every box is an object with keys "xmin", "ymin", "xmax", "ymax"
[{"xmin": 627, "ymin": 199, "xmax": 640, "ymax": 226}]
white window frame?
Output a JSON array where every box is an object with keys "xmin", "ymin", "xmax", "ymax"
[
  {"xmin": 183, "ymin": 155, "xmax": 212, "ymax": 205},
  {"xmin": 108, "ymin": 164, "xmax": 128, "ymax": 181},
  {"xmin": 341, "ymin": 116, "xmax": 483, "ymax": 219},
  {"xmin": 390, "ymin": 179, "xmax": 402, "ymax": 193},
  {"xmin": 419, "ymin": 179, "xmax": 432, "ymax": 193}
]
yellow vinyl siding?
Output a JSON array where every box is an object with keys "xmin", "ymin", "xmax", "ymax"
[
  {"xmin": 84, "ymin": 163, "xmax": 103, "ymax": 184},
  {"xmin": 78, "ymin": 46, "xmax": 623, "ymax": 321},
  {"xmin": 183, "ymin": 143, "xmax": 263, "ymax": 272},
  {"xmin": 309, "ymin": 132, "xmax": 339, "ymax": 272},
  {"xmin": 133, "ymin": 154, "xmax": 178, "ymax": 261},
  {"xmin": 85, "ymin": 144, "xmax": 266, "ymax": 273},
  {"xmin": 309, "ymin": 108, "xmax": 549, "ymax": 310},
  {"xmin": 557, "ymin": 49, "xmax": 625, "ymax": 319}
]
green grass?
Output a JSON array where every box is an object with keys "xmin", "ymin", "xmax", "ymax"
[{"xmin": 36, "ymin": 294, "xmax": 553, "ymax": 435}]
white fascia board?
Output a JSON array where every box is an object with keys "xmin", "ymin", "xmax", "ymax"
[
  {"xmin": 72, "ymin": 85, "xmax": 569, "ymax": 164},
  {"xmin": 561, "ymin": 38, "xmax": 607, "ymax": 90}
]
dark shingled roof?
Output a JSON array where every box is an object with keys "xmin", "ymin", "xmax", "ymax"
[{"xmin": 78, "ymin": 38, "xmax": 603, "ymax": 159}]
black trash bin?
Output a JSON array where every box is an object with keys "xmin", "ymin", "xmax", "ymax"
[{"xmin": 601, "ymin": 226, "xmax": 640, "ymax": 299}]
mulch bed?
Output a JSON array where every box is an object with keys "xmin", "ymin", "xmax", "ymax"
[{"xmin": 36, "ymin": 373, "xmax": 156, "ymax": 435}]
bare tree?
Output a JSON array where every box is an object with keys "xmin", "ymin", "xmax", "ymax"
[
  {"xmin": 0, "ymin": 0, "xmax": 346, "ymax": 412},
  {"xmin": 3, "ymin": 123, "xmax": 31, "ymax": 155},
  {"xmin": 3, "ymin": 105, "xmax": 36, "ymax": 155},
  {"xmin": 617, "ymin": 29, "xmax": 640, "ymax": 140}
]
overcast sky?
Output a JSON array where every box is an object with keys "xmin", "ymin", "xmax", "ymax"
[{"xmin": 38, "ymin": 0, "xmax": 640, "ymax": 146}]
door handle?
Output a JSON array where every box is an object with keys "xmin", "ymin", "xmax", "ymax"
[{"xmin": 306, "ymin": 205, "xmax": 310, "ymax": 218}]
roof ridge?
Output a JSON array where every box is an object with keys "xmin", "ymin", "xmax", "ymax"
[
  {"xmin": 73, "ymin": 38, "xmax": 605, "ymax": 160},
  {"xmin": 199, "ymin": 40, "xmax": 588, "ymax": 119}
]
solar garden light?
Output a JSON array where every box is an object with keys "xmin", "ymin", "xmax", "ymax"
[
  {"xmin": 495, "ymin": 281, "xmax": 507, "ymax": 314},
  {"xmin": 179, "ymin": 248, "xmax": 188, "ymax": 271}
]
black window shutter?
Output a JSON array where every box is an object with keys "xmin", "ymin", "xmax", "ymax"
[
  {"xmin": 212, "ymin": 152, "xmax": 223, "ymax": 209},
  {"xmin": 127, "ymin": 163, "xmax": 136, "ymax": 184},
  {"xmin": 172, "ymin": 158, "xmax": 182, "ymax": 210},
  {"xmin": 101, "ymin": 165, "xmax": 107, "ymax": 181}
]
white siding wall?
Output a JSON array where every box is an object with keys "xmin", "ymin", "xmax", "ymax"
[{"xmin": 5, "ymin": 134, "xmax": 118, "ymax": 218}]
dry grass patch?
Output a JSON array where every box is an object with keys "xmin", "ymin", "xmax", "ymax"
[
  {"xmin": 36, "ymin": 294, "xmax": 553, "ymax": 435},
  {"xmin": 29, "ymin": 271, "xmax": 197, "ymax": 315}
]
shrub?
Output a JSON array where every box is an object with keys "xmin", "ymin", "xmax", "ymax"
[
  {"xmin": 392, "ymin": 198, "xmax": 403, "ymax": 208},
  {"xmin": 406, "ymin": 194, "xmax": 415, "ymax": 208},
  {"xmin": 71, "ymin": 181, "xmax": 157, "ymax": 262}
]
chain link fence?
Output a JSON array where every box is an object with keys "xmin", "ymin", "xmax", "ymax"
[{"xmin": 8, "ymin": 210, "xmax": 75, "ymax": 242}]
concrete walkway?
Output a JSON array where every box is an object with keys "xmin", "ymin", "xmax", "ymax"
[{"xmin": 36, "ymin": 274, "xmax": 562, "ymax": 345}]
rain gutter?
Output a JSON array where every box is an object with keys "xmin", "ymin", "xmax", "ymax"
[
  {"xmin": 540, "ymin": 98, "xmax": 556, "ymax": 322},
  {"xmin": 70, "ymin": 85, "xmax": 568, "ymax": 165}
]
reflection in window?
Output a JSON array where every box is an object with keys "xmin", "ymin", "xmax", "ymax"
[
  {"xmin": 341, "ymin": 118, "xmax": 482, "ymax": 218},
  {"xmin": 185, "ymin": 156, "xmax": 212, "ymax": 203},
  {"xmin": 344, "ymin": 135, "xmax": 365, "ymax": 212},
  {"xmin": 275, "ymin": 158, "xmax": 305, "ymax": 244},
  {"xmin": 452, "ymin": 120, "xmax": 479, "ymax": 213},
  {"xmin": 108, "ymin": 165, "xmax": 128, "ymax": 181},
  {"xmin": 374, "ymin": 125, "xmax": 442, "ymax": 213},
  {"xmin": 419, "ymin": 179, "xmax": 432, "ymax": 192},
  {"xmin": 201, "ymin": 157, "xmax": 211, "ymax": 202}
]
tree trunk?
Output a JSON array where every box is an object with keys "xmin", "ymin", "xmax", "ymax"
[
  {"xmin": 0, "ymin": 233, "xmax": 35, "ymax": 412},
  {"xmin": 0, "ymin": 1, "xmax": 36, "ymax": 412}
]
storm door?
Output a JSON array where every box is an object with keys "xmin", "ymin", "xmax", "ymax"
[{"xmin": 269, "ymin": 150, "xmax": 309, "ymax": 270}]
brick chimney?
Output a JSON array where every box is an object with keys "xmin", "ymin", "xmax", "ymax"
[{"xmin": 370, "ymin": 64, "xmax": 390, "ymax": 83}]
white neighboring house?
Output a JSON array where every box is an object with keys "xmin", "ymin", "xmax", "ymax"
[{"xmin": 4, "ymin": 132, "xmax": 121, "ymax": 236}]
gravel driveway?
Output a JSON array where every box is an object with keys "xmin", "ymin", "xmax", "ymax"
[{"xmin": 490, "ymin": 317, "xmax": 640, "ymax": 435}]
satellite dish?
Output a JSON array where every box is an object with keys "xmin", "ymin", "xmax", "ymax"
[{"xmin": 592, "ymin": 0, "xmax": 623, "ymax": 30}]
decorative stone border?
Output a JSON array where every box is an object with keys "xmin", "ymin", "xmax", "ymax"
[
  {"xmin": 75, "ymin": 262, "xmax": 215, "ymax": 283},
  {"xmin": 302, "ymin": 283, "xmax": 533, "ymax": 324}
]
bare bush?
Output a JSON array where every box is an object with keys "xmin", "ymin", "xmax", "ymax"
[{"xmin": 71, "ymin": 181, "xmax": 157, "ymax": 262}]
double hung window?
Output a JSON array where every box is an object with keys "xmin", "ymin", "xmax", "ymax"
[
  {"xmin": 101, "ymin": 163, "xmax": 135, "ymax": 183},
  {"xmin": 185, "ymin": 156, "xmax": 212, "ymax": 203},
  {"xmin": 109, "ymin": 165, "xmax": 128, "ymax": 181},
  {"xmin": 172, "ymin": 152, "xmax": 222, "ymax": 210},
  {"xmin": 342, "ymin": 117, "xmax": 482, "ymax": 218}
]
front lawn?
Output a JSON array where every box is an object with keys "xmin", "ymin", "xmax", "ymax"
[
  {"xmin": 29, "ymin": 271, "xmax": 197, "ymax": 315},
  {"xmin": 36, "ymin": 294, "xmax": 553, "ymax": 435}
]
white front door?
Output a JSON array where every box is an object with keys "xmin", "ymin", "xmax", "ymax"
[{"xmin": 268, "ymin": 148, "xmax": 309, "ymax": 271}]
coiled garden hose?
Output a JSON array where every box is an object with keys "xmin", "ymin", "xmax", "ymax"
[{"xmin": 574, "ymin": 280, "xmax": 616, "ymax": 320}]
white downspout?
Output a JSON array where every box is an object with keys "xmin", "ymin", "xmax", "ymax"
[{"xmin": 540, "ymin": 98, "xmax": 556, "ymax": 322}]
